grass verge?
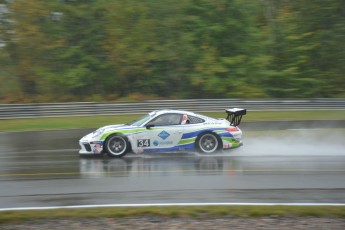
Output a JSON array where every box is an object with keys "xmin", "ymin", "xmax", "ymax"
[
  {"xmin": 1, "ymin": 206, "xmax": 345, "ymax": 224},
  {"xmin": 1, "ymin": 110, "xmax": 344, "ymax": 132}
]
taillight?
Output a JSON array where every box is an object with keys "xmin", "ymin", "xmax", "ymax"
[{"xmin": 226, "ymin": 127, "xmax": 239, "ymax": 132}]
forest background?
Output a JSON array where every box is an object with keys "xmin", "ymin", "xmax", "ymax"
[{"xmin": 0, "ymin": 0, "xmax": 344, "ymax": 103}]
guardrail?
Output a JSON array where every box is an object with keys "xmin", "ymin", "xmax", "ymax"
[{"xmin": 0, "ymin": 98, "xmax": 344, "ymax": 119}]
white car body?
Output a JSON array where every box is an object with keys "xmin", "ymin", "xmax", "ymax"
[{"xmin": 79, "ymin": 109, "xmax": 246, "ymax": 157}]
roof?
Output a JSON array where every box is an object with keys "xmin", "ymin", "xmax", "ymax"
[{"xmin": 151, "ymin": 109, "xmax": 213, "ymax": 120}]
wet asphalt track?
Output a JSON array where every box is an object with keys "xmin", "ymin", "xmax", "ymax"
[{"xmin": 0, "ymin": 122, "xmax": 345, "ymax": 209}]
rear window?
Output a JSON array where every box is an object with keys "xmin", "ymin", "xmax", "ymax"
[{"xmin": 188, "ymin": 115, "xmax": 205, "ymax": 124}]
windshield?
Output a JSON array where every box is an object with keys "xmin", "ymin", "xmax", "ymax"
[{"xmin": 127, "ymin": 114, "xmax": 152, "ymax": 126}]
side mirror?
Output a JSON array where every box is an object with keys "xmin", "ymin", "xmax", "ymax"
[{"xmin": 146, "ymin": 124, "xmax": 155, "ymax": 129}]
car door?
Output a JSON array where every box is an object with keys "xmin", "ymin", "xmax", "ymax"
[{"xmin": 138, "ymin": 113, "xmax": 184, "ymax": 151}]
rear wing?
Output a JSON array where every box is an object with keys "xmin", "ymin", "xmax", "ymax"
[{"xmin": 225, "ymin": 108, "xmax": 246, "ymax": 126}]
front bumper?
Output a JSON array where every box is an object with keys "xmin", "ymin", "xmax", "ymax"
[
  {"xmin": 79, "ymin": 141, "xmax": 104, "ymax": 154},
  {"xmin": 79, "ymin": 134, "xmax": 104, "ymax": 154}
]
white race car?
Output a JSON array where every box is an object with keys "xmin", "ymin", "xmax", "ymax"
[{"xmin": 79, "ymin": 108, "xmax": 246, "ymax": 157}]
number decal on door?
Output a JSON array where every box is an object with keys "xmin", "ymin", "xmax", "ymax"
[{"xmin": 137, "ymin": 139, "xmax": 150, "ymax": 147}]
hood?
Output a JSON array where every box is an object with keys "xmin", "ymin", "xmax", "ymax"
[
  {"xmin": 100, "ymin": 124, "xmax": 126, "ymax": 131},
  {"xmin": 90, "ymin": 124, "xmax": 139, "ymax": 139},
  {"xmin": 96, "ymin": 123, "xmax": 140, "ymax": 133}
]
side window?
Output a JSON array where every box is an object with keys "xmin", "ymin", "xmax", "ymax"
[
  {"xmin": 148, "ymin": 114, "xmax": 182, "ymax": 126},
  {"xmin": 188, "ymin": 115, "xmax": 205, "ymax": 124}
]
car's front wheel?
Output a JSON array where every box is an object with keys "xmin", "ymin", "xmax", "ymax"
[
  {"xmin": 196, "ymin": 132, "xmax": 220, "ymax": 153},
  {"xmin": 104, "ymin": 134, "xmax": 128, "ymax": 157}
]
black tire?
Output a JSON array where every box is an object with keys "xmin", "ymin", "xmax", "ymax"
[
  {"xmin": 195, "ymin": 132, "xmax": 221, "ymax": 153},
  {"xmin": 104, "ymin": 134, "xmax": 129, "ymax": 157}
]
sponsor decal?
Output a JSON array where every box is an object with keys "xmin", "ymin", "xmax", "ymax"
[
  {"xmin": 223, "ymin": 143, "xmax": 231, "ymax": 149},
  {"xmin": 205, "ymin": 122, "xmax": 222, "ymax": 125},
  {"xmin": 92, "ymin": 142, "xmax": 103, "ymax": 154},
  {"xmin": 94, "ymin": 144, "xmax": 102, "ymax": 148},
  {"xmin": 90, "ymin": 141, "xmax": 103, "ymax": 144},
  {"xmin": 158, "ymin": 130, "xmax": 170, "ymax": 140},
  {"xmin": 93, "ymin": 148, "xmax": 100, "ymax": 154},
  {"xmin": 153, "ymin": 140, "xmax": 173, "ymax": 146}
]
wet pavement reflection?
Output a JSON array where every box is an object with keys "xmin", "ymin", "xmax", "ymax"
[
  {"xmin": 0, "ymin": 128, "xmax": 345, "ymax": 208},
  {"xmin": 1, "ymin": 128, "xmax": 345, "ymax": 180}
]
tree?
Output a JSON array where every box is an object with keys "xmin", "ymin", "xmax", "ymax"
[
  {"xmin": 187, "ymin": 0, "xmax": 268, "ymax": 98},
  {"xmin": 0, "ymin": 0, "xmax": 343, "ymax": 101},
  {"xmin": 260, "ymin": 0, "xmax": 345, "ymax": 97},
  {"xmin": 3, "ymin": 0, "xmax": 52, "ymax": 96}
]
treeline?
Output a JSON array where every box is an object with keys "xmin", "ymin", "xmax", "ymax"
[{"xmin": 0, "ymin": 0, "xmax": 344, "ymax": 102}]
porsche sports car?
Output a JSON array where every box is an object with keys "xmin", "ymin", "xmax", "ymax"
[{"xmin": 79, "ymin": 108, "xmax": 246, "ymax": 157}]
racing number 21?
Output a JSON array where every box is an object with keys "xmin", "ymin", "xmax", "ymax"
[{"xmin": 137, "ymin": 139, "xmax": 150, "ymax": 147}]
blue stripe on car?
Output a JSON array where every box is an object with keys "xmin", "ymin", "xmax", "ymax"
[
  {"xmin": 181, "ymin": 128, "xmax": 228, "ymax": 139},
  {"xmin": 143, "ymin": 143, "xmax": 194, "ymax": 153}
]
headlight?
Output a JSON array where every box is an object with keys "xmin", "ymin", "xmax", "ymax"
[{"xmin": 92, "ymin": 128, "xmax": 105, "ymax": 138}]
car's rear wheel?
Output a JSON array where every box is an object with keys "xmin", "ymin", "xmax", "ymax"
[
  {"xmin": 104, "ymin": 134, "xmax": 128, "ymax": 157},
  {"xmin": 196, "ymin": 132, "xmax": 220, "ymax": 153}
]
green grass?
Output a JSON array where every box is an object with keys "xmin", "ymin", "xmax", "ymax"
[
  {"xmin": 0, "ymin": 206, "xmax": 344, "ymax": 224},
  {"xmin": 0, "ymin": 110, "xmax": 344, "ymax": 132}
]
